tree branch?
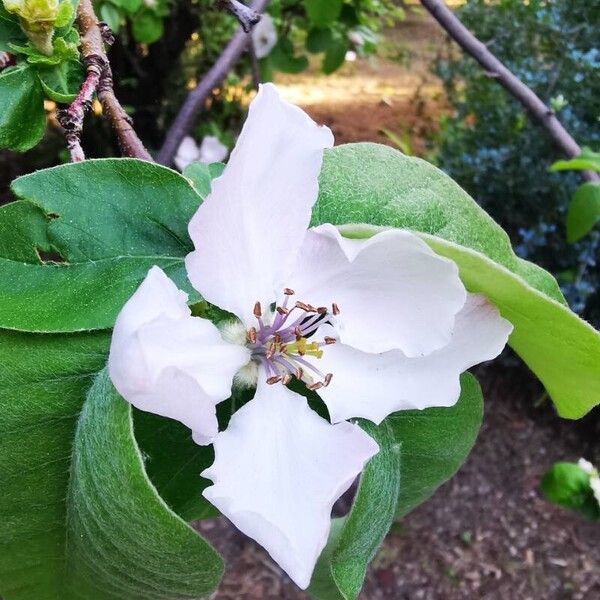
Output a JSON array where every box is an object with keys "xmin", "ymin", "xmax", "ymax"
[
  {"xmin": 157, "ymin": 0, "xmax": 269, "ymax": 166},
  {"xmin": 219, "ymin": 0, "xmax": 261, "ymax": 33},
  {"xmin": 420, "ymin": 0, "xmax": 599, "ymax": 183},
  {"xmin": 66, "ymin": 0, "xmax": 153, "ymax": 162}
]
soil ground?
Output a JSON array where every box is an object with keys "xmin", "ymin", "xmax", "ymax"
[{"xmin": 195, "ymin": 13, "xmax": 600, "ymax": 600}]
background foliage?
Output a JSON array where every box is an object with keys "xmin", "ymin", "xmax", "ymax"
[{"xmin": 435, "ymin": 0, "xmax": 600, "ymax": 325}]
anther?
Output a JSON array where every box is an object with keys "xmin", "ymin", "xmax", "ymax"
[
  {"xmin": 307, "ymin": 382, "xmax": 324, "ymax": 391},
  {"xmin": 294, "ymin": 326, "xmax": 303, "ymax": 339},
  {"xmin": 296, "ymin": 367, "xmax": 304, "ymax": 380},
  {"xmin": 267, "ymin": 375, "xmax": 282, "ymax": 385},
  {"xmin": 317, "ymin": 306, "xmax": 328, "ymax": 315},
  {"xmin": 248, "ymin": 327, "xmax": 257, "ymax": 344},
  {"xmin": 253, "ymin": 301, "xmax": 262, "ymax": 318},
  {"xmin": 282, "ymin": 374, "xmax": 292, "ymax": 385},
  {"xmin": 295, "ymin": 301, "xmax": 311, "ymax": 312},
  {"xmin": 324, "ymin": 336, "xmax": 336, "ymax": 345},
  {"xmin": 276, "ymin": 306, "xmax": 289, "ymax": 316},
  {"xmin": 323, "ymin": 373, "xmax": 333, "ymax": 387},
  {"xmin": 332, "ymin": 303, "xmax": 340, "ymax": 315},
  {"xmin": 284, "ymin": 288, "xmax": 295, "ymax": 296}
]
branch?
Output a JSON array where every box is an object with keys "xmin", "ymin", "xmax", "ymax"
[
  {"xmin": 66, "ymin": 0, "xmax": 153, "ymax": 162},
  {"xmin": 420, "ymin": 0, "xmax": 599, "ymax": 183},
  {"xmin": 157, "ymin": 0, "xmax": 269, "ymax": 166},
  {"xmin": 219, "ymin": 0, "xmax": 261, "ymax": 33}
]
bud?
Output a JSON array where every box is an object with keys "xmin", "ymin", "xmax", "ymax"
[{"xmin": 2, "ymin": 0, "xmax": 73, "ymax": 55}]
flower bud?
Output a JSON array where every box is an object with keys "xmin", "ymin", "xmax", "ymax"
[{"xmin": 2, "ymin": 0, "xmax": 73, "ymax": 55}]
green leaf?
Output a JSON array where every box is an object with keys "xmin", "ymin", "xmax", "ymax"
[
  {"xmin": 330, "ymin": 421, "xmax": 401, "ymax": 599},
  {"xmin": 0, "ymin": 200, "xmax": 52, "ymax": 261},
  {"xmin": 0, "ymin": 64, "xmax": 46, "ymax": 151},
  {"xmin": 550, "ymin": 147, "xmax": 600, "ymax": 173},
  {"xmin": 182, "ymin": 161, "xmax": 225, "ymax": 199},
  {"xmin": 306, "ymin": 27, "xmax": 332, "ymax": 54},
  {"xmin": 390, "ymin": 373, "xmax": 483, "ymax": 518},
  {"xmin": 542, "ymin": 462, "xmax": 600, "ymax": 521},
  {"xmin": 314, "ymin": 144, "xmax": 600, "ymax": 419},
  {"xmin": 305, "ymin": 0, "xmax": 342, "ymax": 27},
  {"xmin": 66, "ymin": 369, "xmax": 223, "ymax": 599},
  {"xmin": 37, "ymin": 59, "xmax": 85, "ymax": 103},
  {"xmin": 3, "ymin": 159, "xmax": 206, "ymax": 332},
  {"xmin": 132, "ymin": 10, "xmax": 163, "ymax": 44},
  {"xmin": 270, "ymin": 38, "xmax": 309, "ymax": 74},
  {"xmin": 322, "ymin": 37, "xmax": 348, "ymax": 74},
  {"xmin": 309, "ymin": 374, "xmax": 482, "ymax": 600},
  {"xmin": 133, "ymin": 409, "xmax": 219, "ymax": 521},
  {"xmin": 0, "ymin": 328, "xmax": 110, "ymax": 600},
  {"xmin": 566, "ymin": 182, "xmax": 600, "ymax": 243}
]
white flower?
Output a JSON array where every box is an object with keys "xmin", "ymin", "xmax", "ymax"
[
  {"xmin": 174, "ymin": 136, "xmax": 229, "ymax": 171},
  {"xmin": 578, "ymin": 457, "xmax": 596, "ymax": 476},
  {"xmin": 590, "ymin": 478, "xmax": 600, "ymax": 507},
  {"xmin": 109, "ymin": 83, "xmax": 512, "ymax": 589},
  {"xmin": 251, "ymin": 13, "xmax": 277, "ymax": 59},
  {"xmin": 348, "ymin": 30, "xmax": 365, "ymax": 46},
  {"xmin": 345, "ymin": 50, "xmax": 357, "ymax": 62}
]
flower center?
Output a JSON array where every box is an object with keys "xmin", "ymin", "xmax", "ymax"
[{"xmin": 248, "ymin": 288, "xmax": 338, "ymax": 390}]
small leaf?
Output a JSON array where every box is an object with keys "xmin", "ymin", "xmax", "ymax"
[
  {"xmin": 550, "ymin": 147, "xmax": 600, "ymax": 173},
  {"xmin": 0, "ymin": 64, "xmax": 46, "ymax": 151},
  {"xmin": 183, "ymin": 161, "xmax": 225, "ymax": 199},
  {"xmin": 99, "ymin": 2, "xmax": 122, "ymax": 33},
  {"xmin": 542, "ymin": 463, "xmax": 600, "ymax": 521},
  {"xmin": 132, "ymin": 10, "xmax": 164, "ymax": 44},
  {"xmin": 566, "ymin": 182, "xmax": 600, "ymax": 243},
  {"xmin": 306, "ymin": 27, "xmax": 332, "ymax": 54},
  {"xmin": 322, "ymin": 37, "xmax": 348, "ymax": 74},
  {"xmin": 305, "ymin": 0, "xmax": 342, "ymax": 27},
  {"xmin": 0, "ymin": 4, "xmax": 27, "ymax": 51},
  {"xmin": 270, "ymin": 38, "xmax": 309, "ymax": 74},
  {"xmin": 37, "ymin": 59, "xmax": 84, "ymax": 103}
]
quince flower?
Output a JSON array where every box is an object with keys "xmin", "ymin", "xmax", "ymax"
[
  {"xmin": 109, "ymin": 83, "xmax": 512, "ymax": 588},
  {"xmin": 578, "ymin": 458, "xmax": 600, "ymax": 506},
  {"xmin": 251, "ymin": 13, "xmax": 277, "ymax": 59}
]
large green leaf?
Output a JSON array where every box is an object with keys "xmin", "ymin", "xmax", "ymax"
[
  {"xmin": 566, "ymin": 182, "xmax": 600, "ymax": 243},
  {"xmin": 314, "ymin": 143, "xmax": 600, "ymax": 419},
  {"xmin": 4, "ymin": 159, "xmax": 203, "ymax": 332},
  {"xmin": 308, "ymin": 374, "xmax": 482, "ymax": 600},
  {"xmin": 305, "ymin": 0, "xmax": 342, "ymax": 26},
  {"xmin": 550, "ymin": 147, "xmax": 600, "ymax": 173},
  {"xmin": 66, "ymin": 370, "xmax": 223, "ymax": 599},
  {"xmin": 0, "ymin": 5, "xmax": 26, "ymax": 51},
  {"xmin": 0, "ymin": 64, "xmax": 46, "ymax": 151}
]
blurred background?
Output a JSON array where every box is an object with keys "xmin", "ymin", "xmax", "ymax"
[{"xmin": 1, "ymin": 1, "xmax": 599, "ymax": 597}]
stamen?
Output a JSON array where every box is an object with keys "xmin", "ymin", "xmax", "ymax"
[
  {"xmin": 324, "ymin": 373, "xmax": 333, "ymax": 387},
  {"xmin": 307, "ymin": 382, "xmax": 323, "ymax": 391},
  {"xmin": 295, "ymin": 301, "xmax": 313, "ymax": 312},
  {"xmin": 253, "ymin": 301, "xmax": 262, "ymax": 318},
  {"xmin": 276, "ymin": 306, "xmax": 289, "ymax": 316},
  {"xmin": 324, "ymin": 336, "xmax": 336, "ymax": 345},
  {"xmin": 248, "ymin": 327, "xmax": 257, "ymax": 344},
  {"xmin": 267, "ymin": 375, "xmax": 282, "ymax": 385},
  {"xmin": 284, "ymin": 288, "xmax": 295, "ymax": 296},
  {"xmin": 332, "ymin": 303, "xmax": 340, "ymax": 315},
  {"xmin": 317, "ymin": 306, "xmax": 327, "ymax": 315}
]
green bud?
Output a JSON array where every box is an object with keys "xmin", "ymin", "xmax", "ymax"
[{"xmin": 2, "ymin": 0, "xmax": 73, "ymax": 55}]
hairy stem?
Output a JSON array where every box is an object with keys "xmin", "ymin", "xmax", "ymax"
[{"xmin": 420, "ymin": 0, "xmax": 599, "ymax": 183}]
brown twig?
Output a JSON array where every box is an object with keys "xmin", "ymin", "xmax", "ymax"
[
  {"xmin": 64, "ymin": 0, "xmax": 153, "ymax": 162},
  {"xmin": 157, "ymin": 0, "xmax": 269, "ymax": 166},
  {"xmin": 219, "ymin": 0, "xmax": 261, "ymax": 32},
  {"xmin": 420, "ymin": 0, "xmax": 599, "ymax": 183}
]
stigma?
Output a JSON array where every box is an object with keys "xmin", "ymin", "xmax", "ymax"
[{"xmin": 247, "ymin": 289, "xmax": 337, "ymax": 390}]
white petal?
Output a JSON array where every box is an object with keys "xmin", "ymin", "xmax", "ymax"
[
  {"xmin": 186, "ymin": 83, "xmax": 334, "ymax": 326},
  {"xmin": 108, "ymin": 266, "xmax": 250, "ymax": 442},
  {"xmin": 198, "ymin": 136, "xmax": 229, "ymax": 164},
  {"xmin": 174, "ymin": 136, "xmax": 200, "ymax": 171},
  {"xmin": 288, "ymin": 224, "xmax": 467, "ymax": 356},
  {"xmin": 317, "ymin": 294, "xmax": 513, "ymax": 424},
  {"xmin": 202, "ymin": 380, "xmax": 378, "ymax": 588},
  {"xmin": 252, "ymin": 14, "xmax": 278, "ymax": 58}
]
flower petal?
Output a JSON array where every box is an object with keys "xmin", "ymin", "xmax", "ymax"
[
  {"xmin": 174, "ymin": 136, "xmax": 200, "ymax": 171},
  {"xmin": 185, "ymin": 83, "xmax": 334, "ymax": 326},
  {"xmin": 287, "ymin": 224, "xmax": 467, "ymax": 356},
  {"xmin": 317, "ymin": 294, "xmax": 513, "ymax": 424},
  {"xmin": 201, "ymin": 379, "xmax": 379, "ymax": 588},
  {"xmin": 108, "ymin": 266, "xmax": 250, "ymax": 443}
]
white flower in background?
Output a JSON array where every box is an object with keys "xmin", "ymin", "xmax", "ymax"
[
  {"xmin": 578, "ymin": 458, "xmax": 600, "ymax": 506},
  {"xmin": 345, "ymin": 50, "xmax": 357, "ymax": 62},
  {"xmin": 251, "ymin": 13, "xmax": 277, "ymax": 58},
  {"xmin": 174, "ymin": 135, "xmax": 229, "ymax": 171},
  {"xmin": 348, "ymin": 30, "xmax": 365, "ymax": 47},
  {"xmin": 109, "ymin": 83, "xmax": 512, "ymax": 588}
]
